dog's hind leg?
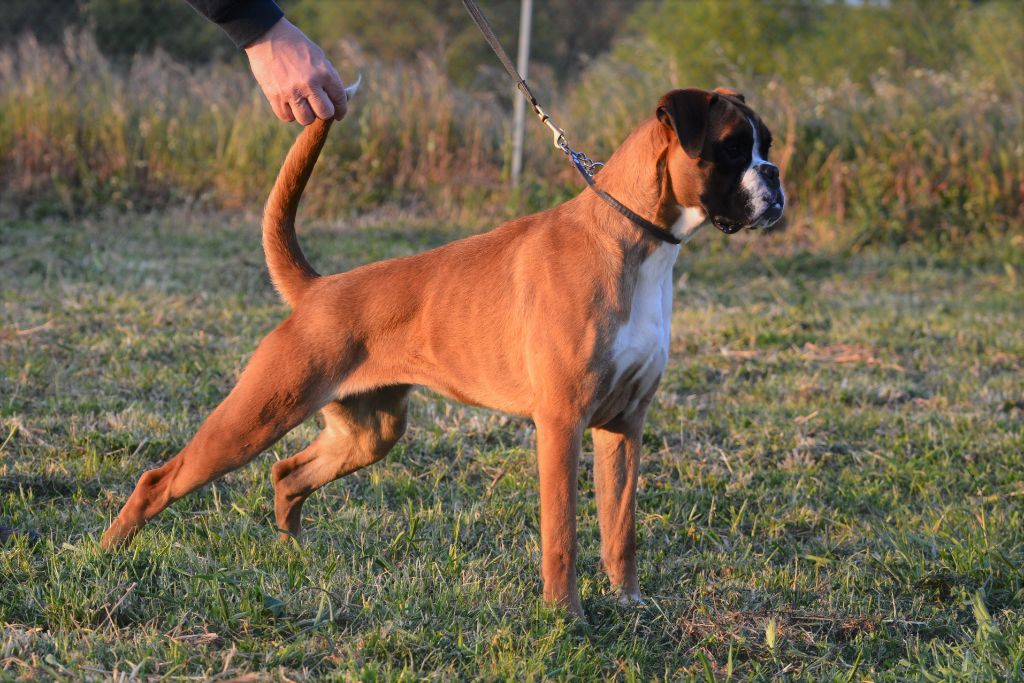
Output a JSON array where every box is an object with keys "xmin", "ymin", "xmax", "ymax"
[
  {"xmin": 100, "ymin": 321, "xmax": 340, "ymax": 549},
  {"xmin": 272, "ymin": 385, "xmax": 410, "ymax": 539}
]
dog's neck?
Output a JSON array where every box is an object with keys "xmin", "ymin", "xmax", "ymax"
[{"xmin": 572, "ymin": 118, "xmax": 707, "ymax": 247}]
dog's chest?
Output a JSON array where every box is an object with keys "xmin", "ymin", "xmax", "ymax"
[{"xmin": 604, "ymin": 244, "xmax": 678, "ymax": 414}]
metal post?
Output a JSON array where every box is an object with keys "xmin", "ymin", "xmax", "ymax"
[{"xmin": 511, "ymin": 0, "xmax": 533, "ymax": 188}]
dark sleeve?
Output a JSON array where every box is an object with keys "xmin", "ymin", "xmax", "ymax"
[{"xmin": 183, "ymin": 0, "xmax": 284, "ymax": 48}]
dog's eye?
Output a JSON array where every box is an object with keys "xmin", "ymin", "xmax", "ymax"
[{"xmin": 723, "ymin": 141, "xmax": 743, "ymax": 158}]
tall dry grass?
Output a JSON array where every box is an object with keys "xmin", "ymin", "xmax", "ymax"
[
  {"xmin": 0, "ymin": 31, "xmax": 1020, "ymax": 246},
  {"xmin": 567, "ymin": 34, "xmax": 1023, "ymax": 247},
  {"xmin": 0, "ymin": 33, "xmax": 509, "ymax": 221}
]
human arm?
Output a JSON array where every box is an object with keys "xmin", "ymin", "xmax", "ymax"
[{"xmin": 183, "ymin": 1, "xmax": 348, "ymax": 124}]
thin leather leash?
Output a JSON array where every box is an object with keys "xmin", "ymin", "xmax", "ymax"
[{"xmin": 460, "ymin": 0, "xmax": 682, "ymax": 246}]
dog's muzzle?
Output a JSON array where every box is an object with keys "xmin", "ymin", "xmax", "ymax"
[
  {"xmin": 712, "ymin": 167, "xmax": 786, "ymax": 234},
  {"xmin": 750, "ymin": 163, "xmax": 785, "ymax": 230}
]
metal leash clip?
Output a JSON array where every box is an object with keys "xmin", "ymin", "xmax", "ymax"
[
  {"xmin": 532, "ymin": 103, "xmax": 567, "ymax": 150},
  {"xmin": 532, "ymin": 104, "xmax": 604, "ymax": 178}
]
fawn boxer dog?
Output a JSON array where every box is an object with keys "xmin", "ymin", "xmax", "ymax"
[{"xmin": 102, "ymin": 87, "xmax": 785, "ymax": 617}]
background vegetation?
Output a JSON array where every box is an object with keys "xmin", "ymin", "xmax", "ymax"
[{"xmin": 0, "ymin": 0, "xmax": 1020, "ymax": 247}]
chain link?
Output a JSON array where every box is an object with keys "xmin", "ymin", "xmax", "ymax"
[{"xmin": 558, "ymin": 139, "xmax": 604, "ymax": 177}]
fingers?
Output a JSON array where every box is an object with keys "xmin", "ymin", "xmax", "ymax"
[
  {"xmin": 321, "ymin": 66, "xmax": 349, "ymax": 121},
  {"xmin": 243, "ymin": 20, "xmax": 352, "ymax": 126},
  {"xmin": 273, "ymin": 87, "xmax": 339, "ymax": 126},
  {"xmin": 288, "ymin": 72, "xmax": 347, "ymax": 126},
  {"xmin": 244, "ymin": 17, "xmax": 351, "ymax": 126},
  {"xmin": 305, "ymin": 87, "xmax": 336, "ymax": 121},
  {"xmin": 270, "ymin": 96, "xmax": 295, "ymax": 123},
  {"xmin": 289, "ymin": 95, "xmax": 316, "ymax": 126}
]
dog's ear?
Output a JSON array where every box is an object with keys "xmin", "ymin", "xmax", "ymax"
[
  {"xmin": 657, "ymin": 89, "xmax": 719, "ymax": 159},
  {"xmin": 714, "ymin": 87, "xmax": 745, "ymax": 103}
]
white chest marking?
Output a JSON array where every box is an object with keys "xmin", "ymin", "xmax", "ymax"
[
  {"xmin": 609, "ymin": 242, "xmax": 680, "ymax": 411},
  {"xmin": 671, "ymin": 206, "xmax": 708, "ymax": 243}
]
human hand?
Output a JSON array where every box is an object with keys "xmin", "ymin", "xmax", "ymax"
[{"xmin": 244, "ymin": 17, "xmax": 347, "ymax": 125}]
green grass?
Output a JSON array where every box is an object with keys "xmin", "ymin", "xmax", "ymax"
[{"xmin": 1, "ymin": 214, "xmax": 1022, "ymax": 680}]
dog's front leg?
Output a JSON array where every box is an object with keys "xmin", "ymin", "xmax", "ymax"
[
  {"xmin": 534, "ymin": 414, "xmax": 584, "ymax": 618},
  {"xmin": 592, "ymin": 417, "xmax": 645, "ymax": 603}
]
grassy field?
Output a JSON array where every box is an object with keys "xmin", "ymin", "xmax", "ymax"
[{"xmin": 1, "ymin": 213, "xmax": 1022, "ymax": 680}]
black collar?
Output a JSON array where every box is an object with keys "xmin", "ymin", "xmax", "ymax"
[{"xmin": 569, "ymin": 155, "xmax": 682, "ymax": 246}]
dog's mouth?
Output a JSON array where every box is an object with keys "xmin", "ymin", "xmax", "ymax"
[
  {"xmin": 751, "ymin": 199, "xmax": 785, "ymax": 231},
  {"xmin": 711, "ymin": 216, "xmax": 744, "ymax": 234},
  {"xmin": 712, "ymin": 193, "xmax": 785, "ymax": 234}
]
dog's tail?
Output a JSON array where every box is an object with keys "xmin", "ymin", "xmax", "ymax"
[{"xmin": 262, "ymin": 118, "xmax": 332, "ymax": 307}]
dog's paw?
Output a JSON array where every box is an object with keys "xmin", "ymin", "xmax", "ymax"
[
  {"xmin": 99, "ymin": 521, "xmax": 133, "ymax": 550},
  {"xmin": 614, "ymin": 588, "xmax": 645, "ymax": 606}
]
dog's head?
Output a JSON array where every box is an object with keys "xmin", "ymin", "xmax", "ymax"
[{"xmin": 657, "ymin": 88, "xmax": 785, "ymax": 234}]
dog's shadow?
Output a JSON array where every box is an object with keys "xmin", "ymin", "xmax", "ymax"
[{"xmin": 0, "ymin": 474, "xmax": 105, "ymax": 501}]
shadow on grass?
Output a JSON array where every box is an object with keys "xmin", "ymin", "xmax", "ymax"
[{"xmin": 0, "ymin": 474, "xmax": 105, "ymax": 500}]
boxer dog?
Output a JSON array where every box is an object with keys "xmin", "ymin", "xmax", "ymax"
[{"xmin": 102, "ymin": 88, "xmax": 785, "ymax": 617}]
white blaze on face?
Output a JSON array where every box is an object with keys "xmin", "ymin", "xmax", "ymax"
[{"xmin": 739, "ymin": 117, "xmax": 784, "ymax": 226}]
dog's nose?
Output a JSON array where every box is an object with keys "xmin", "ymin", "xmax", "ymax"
[{"xmin": 757, "ymin": 163, "xmax": 779, "ymax": 182}]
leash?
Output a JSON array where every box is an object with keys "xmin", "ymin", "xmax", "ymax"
[{"xmin": 460, "ymin": 0, "xmax": 681, "ymax": 246}]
